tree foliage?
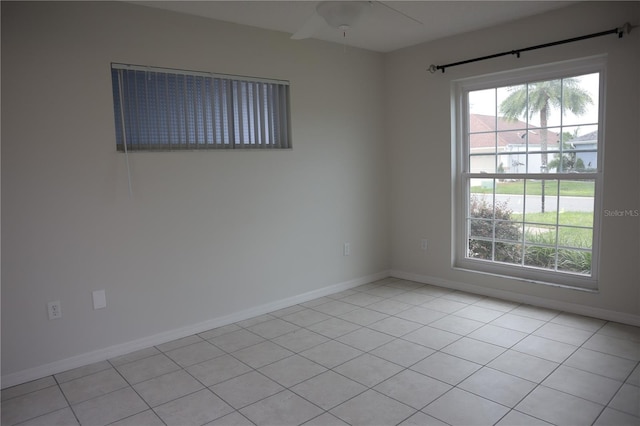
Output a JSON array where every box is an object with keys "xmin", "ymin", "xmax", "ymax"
[{"xmin": 499, "ymin": 78, "xmax": 592, "ymax": 123}]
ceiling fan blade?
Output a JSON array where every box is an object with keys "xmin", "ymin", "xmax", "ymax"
[
  {"xmin": 374, "ymin": 1, "xmax": 423, "ymax": 26},
  {"xmin": 291, "ymin": 12, "xmax": 327, "ymax": 40}
]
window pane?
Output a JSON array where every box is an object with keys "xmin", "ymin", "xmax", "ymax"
[
  {"xmin": 470, "ymin": 132, "xmax": 497, "ymax": 152},
  {"xmin": 470, "ymin": 155, "xmax": 496, "ymax": 173},
  {"xmin": 495, "ymin": 242, "xmax": 522, "ymax": 265},
  {"xmin": 506, "ymin": 153, "xmax": 527, "ymax": 174},
  {"xmin": 558, "ymin": 180, "xmax": 594, "ymax": 224},
  {"xmin": 469, "ymin": 219, "xmax": 493, "ymax": 239},
  {"xmin": 469, "ymin": 130, "xmax": 497, "ymax": 173},
  {"xmin": 557, "ymin": 249, "xmax": 591, "ymax": 274},
  {"xmin": 468, "ymin": 240, "xmax": 493, "ymax": 261},
  {"xmin": 469, "ymin": 88, "xmax": 496, "ymax": 116},
  {"xmin": 495, "ymin": 220, "xmax": 522, "ymax": 243},
  {"xmin": 558, "ymin": 226, "xmax": 592, "ymax": 249},
  {"xmin": 525, "ymin": 224, "xmax": 556, "ymax": 246},
  {"xmin": 497, "ymin": 84, "xmax": 527, "ymax": 130},
  {"xmin": 470, "ymin": 183, "xmax": 494, "ymax": 206},
  {"xmin": 527, "ymin": 79, "xmax": 562, "ymax": 128},
  {"xmin": 558, "ymin": 125, "xmax": 598, "ymax": 172},
  {"xmin": 495, "ymin": 154, "xmax": 510, "ymax": 174},
  {"xmin": 524, "ymin": 244, "xmax": 556, "ymax": 270},
  {"xmin": 528, "ymin": 128, "xmax": 555, "ymax": 152},
  {"xmin": 562, "ymin": 73, "xmax": 599, "ymax": 126},
  {"xmin": 496, "ymin": 180, "xmax": 524, "ymax": 213},
  {"xmin": 527, "ymin": 128, "xmax": 559, "ymax": 174},
  {"xmin": 524, "ymin": 179, "xmax": 558, "ymax": 219}
]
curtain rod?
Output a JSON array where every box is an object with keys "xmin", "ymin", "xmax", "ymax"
[{"xmin": 428, "ymin": 22, "xmax": 636, "ymax": 74}]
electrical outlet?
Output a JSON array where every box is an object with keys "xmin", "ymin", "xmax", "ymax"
[
  {"xmin": 47, "ymin": 301, "xmax": 62, "ymax": 320},
  {"xmin": 421, "ymin": 239, "xmax": 428, "ymax": 251},
  {"xmin": 343, "ymin": 242, "xmax": 351, "ymax": 256}
]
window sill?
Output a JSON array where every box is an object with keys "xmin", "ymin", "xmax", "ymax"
[{"xmin": 452, "ymin": 263, "xmax": 599, "ymax": 293}]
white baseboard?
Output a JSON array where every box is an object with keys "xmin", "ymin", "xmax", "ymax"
[
  {"xmin": 390, "ymin": 269, "xmax": 640, "ymax": 327},
  {"xmin": 1, "ymin": 270, "xmax": 390, "ymax": 389},
  {"xmin": 6, "ymin": 268, "xmax": 637, "ymax": 389}
]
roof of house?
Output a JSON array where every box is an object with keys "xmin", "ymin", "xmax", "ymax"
[
  {"xmin": 568, "ymin": 130, "xmax": 598, "ymax": 143},
  {"xmin": 470, "ymin": 114, "xmax": 560, "ymax": 149}
]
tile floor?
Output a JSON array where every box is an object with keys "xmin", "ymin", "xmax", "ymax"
[{"xmin": 2, "ymin": 277, "xmax": 640, "ymax": 426}]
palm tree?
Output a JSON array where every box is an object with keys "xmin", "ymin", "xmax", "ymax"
[{"xmin": 500, "ymin": 78, "xmax": 592, "ymax": 212}]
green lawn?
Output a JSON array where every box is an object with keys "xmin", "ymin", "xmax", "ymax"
[
  {"xmin": 471, "ymin": 180, "xmax": 594, "ymax": 197},
  {"xmin": 511, "ymin": 211, "xmax": 593, "ymax": 248},
  {"xmin": 513, "ymin": 211, "xmax": 593, "ymax": 227}
]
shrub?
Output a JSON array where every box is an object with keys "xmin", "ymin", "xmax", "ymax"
[
  {"xmin": 468, "ymin": 196, "xmax": 522, "ymax": 263},
  {"xmin": 523, "ymin": 231, "xmax": 592, "ymax": 274},
  {"xmin": 524, "ymin": 245, "xmax": 556, "ymax": 269},
  {"xmin": 557, "ymin": 249, "xmax": 591, "ymax": 274}
]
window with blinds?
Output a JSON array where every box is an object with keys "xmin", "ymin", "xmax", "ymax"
[{"xmin": 111, "ymin": 64, "xmax": 291, "ymax": 151}]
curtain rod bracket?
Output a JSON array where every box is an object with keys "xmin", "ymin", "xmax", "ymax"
[{"xmin": 619, "ymin": 22, "xmax": 635, "ymax": 37}]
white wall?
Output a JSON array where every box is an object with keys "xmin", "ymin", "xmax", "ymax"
[
  {"xmin": 386, "ymin": 2, "xmax": 639, "ymax": 317},
  {"xmin": 3, "ymin": 0, "xmax": 639, "ymax": 387},
  {"xmin": 1, "ymin": 1, "xmax": 389, "ymax": 381}
]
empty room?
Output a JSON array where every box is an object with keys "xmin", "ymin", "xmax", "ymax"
[{"xmin": 1, "ymin": 1, "xmax": 639, "ymax": 425}]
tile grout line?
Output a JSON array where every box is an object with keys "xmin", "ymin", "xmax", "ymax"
[{"xmin": 3, "ymin": 279, "xmax": 640, "ymax": 426}]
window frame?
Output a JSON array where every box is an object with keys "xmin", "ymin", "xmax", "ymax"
[
  {"xmin": 111, "ymin": 63, "xmax": 292, "ymax": 151},
  {"xmin": 452, "ymin": 56, "xmax": 606, "ymax": 291}
]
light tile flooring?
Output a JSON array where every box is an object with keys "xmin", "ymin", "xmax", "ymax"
[{"xmin": 3, "ymin": 278, "xmax": 640, "ymax": 426}]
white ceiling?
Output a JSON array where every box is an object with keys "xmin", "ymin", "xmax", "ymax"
[{"xmin": 132, "ymin": 1, "xmax": 574, "ymax": 52}]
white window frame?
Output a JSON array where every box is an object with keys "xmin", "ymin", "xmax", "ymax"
[{"xmin": 452, "ymin": 56, "xmax": 606, "ymax": 291}]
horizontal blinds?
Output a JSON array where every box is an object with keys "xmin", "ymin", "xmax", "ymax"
[{"xmin": 111, "ymin": 64, "xmax": 291, "ymax": 151}]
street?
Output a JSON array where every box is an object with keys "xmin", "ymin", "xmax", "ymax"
[{"xmin": 472, "ymin": 194, "xmax": 595, "ymax": 213}]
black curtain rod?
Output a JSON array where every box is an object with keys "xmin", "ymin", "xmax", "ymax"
[{"xmin": 428, "ymin": 23, "xmax": 635, "ymax": 74}]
